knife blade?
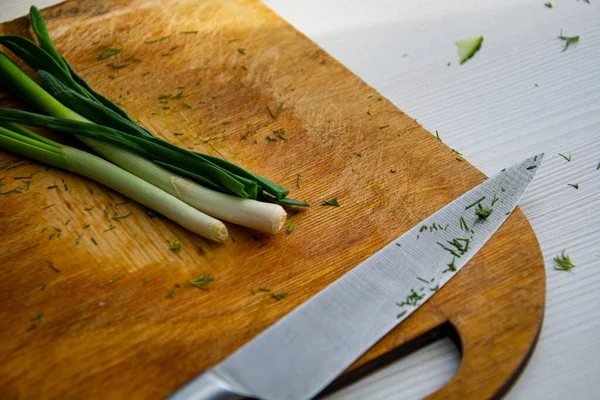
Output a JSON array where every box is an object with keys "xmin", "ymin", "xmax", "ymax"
[{"xmin": 168, "ymin": 153, "xmax": 544, "ymax": 400}]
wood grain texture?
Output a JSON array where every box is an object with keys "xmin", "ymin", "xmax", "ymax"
[{"xmin": 0, "ymin": 0, "xmax": 545, "ymax": 399}]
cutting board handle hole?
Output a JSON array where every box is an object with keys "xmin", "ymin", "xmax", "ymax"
[{"xmin": 317, "ymin": 322, "xmax": 461, "ymax": 399}]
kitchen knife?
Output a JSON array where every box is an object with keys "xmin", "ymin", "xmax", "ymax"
[{"xmin": 168, "ymin": 153, "xmax": 544, "ymax": 400}]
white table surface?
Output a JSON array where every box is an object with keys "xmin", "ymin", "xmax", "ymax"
[{"xmin": 2, "ymin": 1, "xmax": 599, "ymax": 399}]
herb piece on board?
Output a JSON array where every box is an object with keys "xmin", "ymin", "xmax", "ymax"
[
  {"xmin": 106, "ymin": 62, "xmax": 129, "ymax": 69},
  {"xmin": 558, "ymin": 30, "xmax": 579, "ymax": 52},
  {"xmin": 271, "ymin": 292, "xmax": 288, "ymax": 300},
  {"xmin": 237, "ymin": 47, "xmax": 246, "ymax": 55},
  {"xmin": 170, "ymin": 239, "xmax": 181, "ymax": 251},
  {"xmin": 97, "ymin": 48, "xmax": 122, "ymax": 60},
  {"xmin": 455, "ymin": 36, "xmax": 484, "ymax": 64},
  {"xmin": 544, "ymin": 2, "xmax": 553, "ymax": 8},
  {"xmin": 287, "ymin": 222, "xmax": 296, "ymax": 233},
  {"xmin": 165, "ymin": 286, "xmax": 178, "ymax": 299},
  {"xmin": 188, "ymin": 272, "xmax": 214, "ymax": 290},
  {"xmin": 46, "ymin": 260, "xmax": 60, "ymax": 273},
  {"xmin": 554, "ymin": 251, "xmax": 575, "ymax": 271},
  {"xmin": 322, "ymin": 198, "xmax": 340, "ymax": 207},
  {"xmin": 568, "ymin": 183, "xmax": 579, "ymax": 190},
  {"xmin": 475, "ymin": 204, "xmax": 493, "ymax": 220},
  {"xmin": 30, "ymin": 312, "xmax": 44, "ymax": 322},
  {"xmin": 99, "ymin": 275, "xmax": 125, "ymax": 287},
  {"xmin": 296, "ymin": 173, "xmax": 301, "ymax": 189}
]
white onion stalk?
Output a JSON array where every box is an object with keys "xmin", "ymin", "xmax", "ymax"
[{"xmin": 0, "ymin": 123, "xmax": 228, "ymax": 242}]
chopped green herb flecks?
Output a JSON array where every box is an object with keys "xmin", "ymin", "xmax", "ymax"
[
  {"xmin": 475, "ymin": 204, "xmax": 492, "ymax": 220},
  {"xmin": 455, "ymin": 36, "xmax": 484, "ymax": 64},
  {"xmin": 145, "ymin": 36, "xmax": 170, "ymax": 44},
  {"xmin": 558, "ymin": 30, "xmax": 579, "ymax": 52},
  {"xmin": 501, "ymin": 187, "xmax": 506, "ymax": 192},
  {"xmin": 460, "ymin": 216, "xmax": 469, "ymax": 231},
  {"xmin": 558, "ymin": 152, "xmax": 572, "ymax": 162},
  {"xmin": 296, "ymin": 173, "xmax": 301, "ymax": 189},
  {"xmin": 491, "ymin": 194, "xmax": 499, "ymax": 207},
  {"xmin": 396, "ymin": 310, "xmax": 407, "ymax": 319},
  {"xmin": 568, "ymin": 183, "xmax": 579, "ymax": 190},
  {"xmin": 322, "ymin": 198, "xmax": 340, "ymax": 207},
  {"xmin": 258, "ymin": 288, "xmax": 271, "ymax": 292},
  {"xmin": 271, "ymin": 292, "xmax": 288, "ymax": 300},
  {"xmin": 75, "ymin": 234, "xmax": 83, "ymax": 245},
  {"xmin": 466, "ymin": 196, "xmax": 486, "ymax": 209},
  {"xmin": 91, "ymin": 237, "xmax": 98, "ymax": 245},
  {"xmin": 396, "ymin": 289, "xmax": 424, "ymax": 307},
  {"xmin": 180, "ymin": 30, "xmax": 199, "ymax": 35},
  {"xmin": 417, "ymin": 277, "xmax": 430, "ymax": 284},
  {"xmin": 379, "ymin": 125, "xmax": 390, "ymax": 129},
  {"xmin": 527, "ymin": 165, "xmax": 537, "ymax": 170},
  {"xmin": 237, "ymin": 47, "xmax": 246, "ymax": 55},
  {"xmin": 445, "ymin": 257, "xmax": 457, "ymax": 272},
  {"xmin": 112, "ymin": 212, "xmax": 133, "ymax": 221},
  {"xmin": 106, "ymin": 62, "xmax": 129, "ymax": 69},
  {"xmin": 188, "ymin": 272, "xmax": 214, "ymax": 290},
  {"xmin": 99, "ymin": 275, "xmax": 125, "ymax": 287},
  {"xmin": 554, "ymin": 251, "xmax": 575, "ymax": 271},
  {"xmin": 170, "ymin": 239, "xmax": 181, "ymax": 251},
  {"xmin": 545, "ymin": 2, "xmax": 553, "ymax": 8},
  {"xmin": 47, "ymin": 260, "xmax": 60, "ymax": 273},
  {"xmin": 165, "ymin": 284, "xmax": 180, "ymax": 299},
  {"xmin": 30, "ymin": 312, "xmax": 44, "ymax": 322},
  {"xmin": 103, "ymin": 225, "xmax": 116, "ymax": 233},
  {"xmin": 287, "ymin": 222, "xmax": 296, "ymax": 233},
  {"xmin": 97, "ymin": 48, "xmax": 122, "ymax": 60},
  {"xmin": 435, "ymin": 130, "xmax": 442, "ymax": 141}
]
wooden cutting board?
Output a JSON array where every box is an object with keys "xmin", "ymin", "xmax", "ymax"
[{"xmin": 0, "ymin": 1, "xmax": 545, "ymax": 398}]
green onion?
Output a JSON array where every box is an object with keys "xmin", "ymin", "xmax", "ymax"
[
  {"xmin": 0, "ymin": 55, "xmax": 288, "ymax": 233},
  {"xmin": 0, "ymin": 123, "xmax": 228, "ymax": 241},
  {"xmin": 0, "ymin": 8, "xmax": 306, "ymax": 235}
]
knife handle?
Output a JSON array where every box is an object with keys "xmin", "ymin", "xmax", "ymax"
[{"xmin": 166, "ymin": 370, "xmax": 245, "ymax": 400}]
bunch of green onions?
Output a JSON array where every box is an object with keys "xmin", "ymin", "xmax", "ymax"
[{"xmin": 0, "ymin": 6, "xmax": 307, "ymax": 241}]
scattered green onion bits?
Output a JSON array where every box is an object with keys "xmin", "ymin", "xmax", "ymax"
[
  {"xmin": 170, "ymin": 239, "xmax": 181, "ymax": 251},
  {"xmin": 554, "ymin": 251, "xmax": 575, "ymax": 271},
  {"xmin": 455, "ymin": 36, "xmax": 484, "ymax": 64},
  {"xmin": 322, "ymin": 198, "xmax": 340, "ymax": 207}
]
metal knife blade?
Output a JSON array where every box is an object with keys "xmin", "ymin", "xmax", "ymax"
[{"xmin": 168, "ymin": 154, "xmax": 544, "ymax": 400}]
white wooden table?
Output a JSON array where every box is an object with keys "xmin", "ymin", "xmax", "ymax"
[{"xmin": 2, "ymin": 1, "xmax": 599, "ymax": 398}]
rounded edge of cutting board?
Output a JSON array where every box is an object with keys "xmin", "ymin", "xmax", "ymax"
[{"xmin": 321, "ymin": 208, "xmax": 546, "ymax": 400}]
